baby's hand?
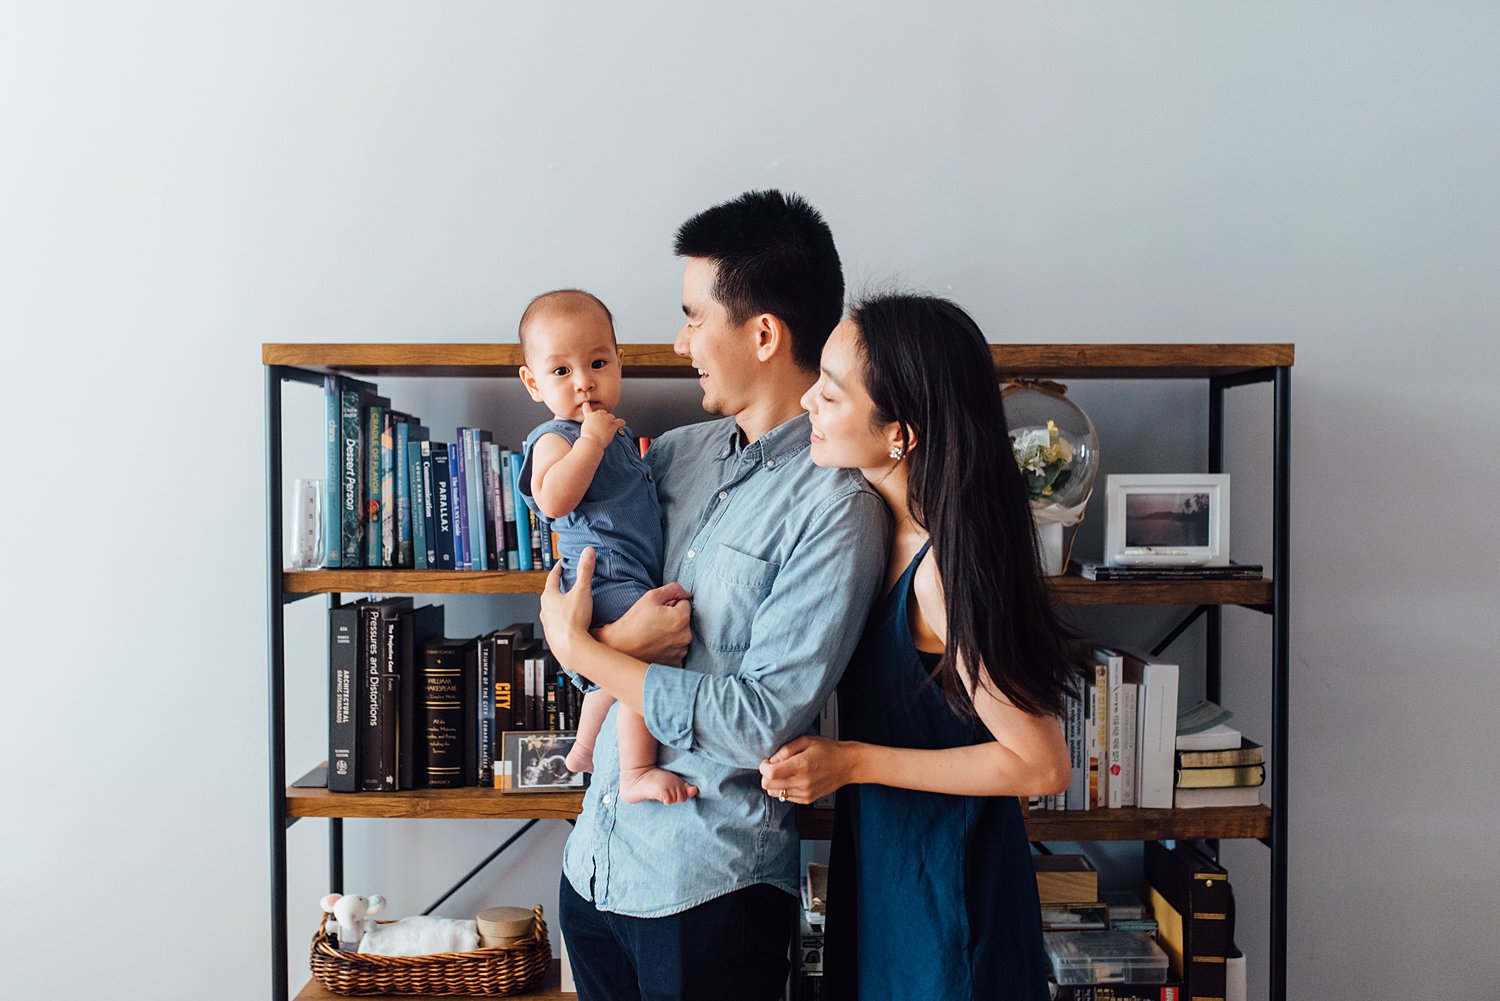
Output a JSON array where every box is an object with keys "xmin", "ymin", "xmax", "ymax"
[{"xmin": 580, "ymin": 402, "xmax": 626, "ymax": 447}]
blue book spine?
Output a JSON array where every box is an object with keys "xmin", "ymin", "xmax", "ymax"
[
  {"xmin": 395, "ymin": 420, "xmax": 412, "ymax": 567},
  {"xmin": 510, "ymin": 452, "xmax": 534, "ymax": 571},
  {"xmin": 431, "ymin": 446, "xmax": 454, "ymax": 570},
  {"xmin": 450, "ymin": 441, "xmax": 469, "ymax": 570},
  {"xmin": 499, "ymin": 447, "xmax": 519, "ymax": 568},
  {"xmin": 408, "ymin": 440, "xmax": 428, "ymax": 569},
  {"xmin": 464, "ymin": 428, "xmax": 488, "ymax": 571},
  {"xmin": 323, "ymin": 377, "xmax": 342, "ymax": 567}
]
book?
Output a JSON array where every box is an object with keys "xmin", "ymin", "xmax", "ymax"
[
  {"xmin": 478, "ymin": 430, "xmax": 498, "ymax": 570},
  {"xmin": 1145, "ymin": 842, "xmax": 1231, "ymax": 1001},
  {"xmin": 363, "ymin": 397, "xmax": 388, "ymax": 566},
  {"xmin": 396, "ymin": 604, "xmax": 445, "ymax": 790},
  {"xmin": 476, "ymin": 632, "xmax": 496, "ymax": 786},
  {"xmin": 511, "ymin": 452, "xmax": 533, "ymax": 571},
  {"xmin": 1052, "ymin": 985, "xmax": 1183, "ymax": 1001},
  {"xmin": 408, "ymin": 435, "xmax": 429, "ymax": 569},
  {"xmin": 1173, "ymin": 785, "xmax": 1263, "ymax": 808},
  {"xmin": 460, "ymin": 428, "xmax": 488, "ymax": 570},
  {"xmin": 1072, "ymin": 560, "xmax": 1263, "ymax": 581},
  {"xmin": 1176, "ymin": 723, "xmax": 1242, "ymax": 753},
  {"xmin": 1094, "ymin": 649, "xmax": 1122, "ymax": 807},
  {"xmin": 1121, "ymin": 650, "xmax": 1179, "ymax": 809},
  {"xmin": 338, "ymin": 382, "xmax": 375, "ymax": 566},
  {"xmin": 450, "ymin": 440, "xmax": 469, "ymax": 570},
  {"xmin": 499, "ymin": 446, "xmax": 520, "ymax": 568},
  {"xmin": 1176, "ymin": 700, "xmax": 1235, "ymax": 737},
  {"xmin": 395, "ymin": 421, "xmax": 425, "ymax": 568},
  {"xmin": 418, "ymin": 638, "xmax": 468, "ymax": 788},
  {"xmin": 1175, "ymin": 764, "xmax": 1265, "ymax": 788},
  {"xmin": 1065, "ymin": 678, "xmax": 1088, "ymax": 811},
  {"xmin": 430, "ymin": 445, "xmax": 454, "ymax": 570},
  {"xmin": 323, "ymin": 376, "xmax": 343, "ymax": 567},
  {"xmin": 486, "ymin": 441, "xmax": 507, "ymax": 569},
  {"xmin": 327, "ymin": 599, "xmax": 371, "ymax": 792},
  {"xmin": 418, "ymin": 440, "xmax": 438, "ymax": 568},
  {"xmin": 357, "ymin": 598, "xmax": 411, "ymax": 790},
  {"xmin": 1177, "ymin": 739, "xmax": 1263, "ymax": 769}
]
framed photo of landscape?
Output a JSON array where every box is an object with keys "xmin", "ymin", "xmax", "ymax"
[{"xmin": 1103, "ymin": 473, "xmax": 1230, "ymax": 567}]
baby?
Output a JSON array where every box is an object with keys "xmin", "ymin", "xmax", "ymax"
[{"xmin": 516, "ymin": 289, "xmax": 697, "ymax": 805}]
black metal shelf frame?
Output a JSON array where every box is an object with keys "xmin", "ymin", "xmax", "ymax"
[{"xmin": 265, "ymin": 359, "xmax": 1291, "ymax": 1001}]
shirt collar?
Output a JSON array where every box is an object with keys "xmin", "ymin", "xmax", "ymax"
[{"xmin": 718, "ymin": 412, "xmax": 811, "ymax": 469}]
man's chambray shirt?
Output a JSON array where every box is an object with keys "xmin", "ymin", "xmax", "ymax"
[{"xmin": 561, "ymin": 412, "xmax": 890, "ymax": 917}]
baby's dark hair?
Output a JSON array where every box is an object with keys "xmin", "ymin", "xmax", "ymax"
[{"xmin": 517, "ymin": 289, "xmax": 616, "ymax": 364}]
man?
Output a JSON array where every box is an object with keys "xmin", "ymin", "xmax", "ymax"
[{"xmin": 539, "ymin": 190, "xmax": 890, "ymax": 1001}]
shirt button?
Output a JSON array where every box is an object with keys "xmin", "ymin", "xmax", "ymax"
[
  {"xmin": 687, "ymin": 549, "xmax": 696, "ymax": 559},
  {"xmin": 718, "ymin": 491, "xmax": 728, "ymax": 501},
  {"xmin": 602, "ymin": 793, "xmax": 613, "ymax": 805},
  {"xmin": 765, "ymin": 459, "xmax": 775, "ymax": 468}
]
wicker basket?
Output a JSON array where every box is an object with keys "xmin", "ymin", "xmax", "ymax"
[{"xmin": 310, "ymin": 905, "xmax": 552, "ymax": 996}]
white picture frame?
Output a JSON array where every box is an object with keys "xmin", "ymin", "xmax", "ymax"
[
  {"xmin": 1103, "ymin": 474, "xmax": 1230, "ymax": 567},
  {"xmin": 498, "ymin": 730, "xmax": 586, "ymax": 793}
]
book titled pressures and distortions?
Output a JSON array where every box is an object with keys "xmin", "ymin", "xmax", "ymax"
[{"xmin": 325, "ymin": 605, "xmax": 581, "ymax": 792}]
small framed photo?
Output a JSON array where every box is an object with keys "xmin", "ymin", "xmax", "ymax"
[
  {"xmin": 498, "ymin": 730, "xmax": 585, "ymax": 793},
  {"xmin": 1103, "ymin": 474, "xmax": 1230, "ymax": 567}
]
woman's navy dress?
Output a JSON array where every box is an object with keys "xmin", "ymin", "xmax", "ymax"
[{"xmin": 824, "ymin": 542, "xmax": 1051, "ymax": 1001}]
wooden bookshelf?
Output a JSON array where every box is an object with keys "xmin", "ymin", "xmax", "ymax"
[
  {"xmin": 287, "ymin": 785, "xmax": 584, "ymax": 822},
  {"xmin": 285, "ymin": 568, "xmax": 1271, "ymax": 606},
  {"xmin": 296, "ymin": 962, "xmax": 569, "ymax": 1001},
  {"xmin": 264, "ymin": 342, "xmax": 1293, "ymax": 380},
  {"xmin": 795, "ymin": 805, "xmax": 1270, "ymax": 842}
]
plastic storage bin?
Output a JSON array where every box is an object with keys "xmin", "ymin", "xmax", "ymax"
[{"xmin": 1044, "ymin": 930, "xmax": 1170, "ymax": 985}]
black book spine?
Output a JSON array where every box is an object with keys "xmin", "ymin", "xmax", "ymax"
[
  {"xmin": 327, "ymin": 604, "xmax": 360, "ymax": 792},
  {"xmin": 431, "ymin": 447, "xmax": 454, "ymax": 570},
  {"xmin": 419, "ymin": 642, "xmax": 464, "ymax": 788},
  {"xmin": 398, "ymin": 605, "xmax": 446, "ymax": 790},
  {"xmin": 359, "ymin": 605, "xmax": 383, "ymax": 791},
  {"xmin": 477, "ymin": 634, "xmax": 494, "ymax": 787},
  {"xmin": 460, "ymin": 640, "xmax": 479, "ymax": 787},
  {"xmin": 546, "ymin": 675, "xmax": 559, "ymax": 731}
]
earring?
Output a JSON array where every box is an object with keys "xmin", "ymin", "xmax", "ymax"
[{"xmin": 888, "ymin": 445, "xmax": 905, "ymax": 461}]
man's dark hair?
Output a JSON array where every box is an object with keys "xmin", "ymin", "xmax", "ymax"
[{"xmin": 673, "ymin": 190, "xmax": 844, "ymax": 373}]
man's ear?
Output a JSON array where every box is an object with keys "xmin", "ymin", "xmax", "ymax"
[
  {"xmin": 518, "ymin": 365, "xmax": 544, "ymax": 403},
  {"xmin": 753, "ymin": 313, "xmax": 790, "ymax": 364}
]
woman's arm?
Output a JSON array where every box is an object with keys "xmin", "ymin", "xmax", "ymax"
[{"xmin": 758, "ymin": 549, "xmax": 1071, "ymax": 802}]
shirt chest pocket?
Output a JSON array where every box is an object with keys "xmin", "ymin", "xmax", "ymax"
[{"xmin": 691, "ymin": 543, "xmax": 779, "ymax": 654}]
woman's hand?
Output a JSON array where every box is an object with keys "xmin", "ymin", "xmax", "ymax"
[
  {"xmin": 540, "ymin": 546, "xmax": 599, "ymax": 664},
  {"xmin": 758, "ymin": 736, "xmax": 862, "ymax": 805}
]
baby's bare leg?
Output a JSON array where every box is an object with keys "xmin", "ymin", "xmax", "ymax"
[
  {"xmin": 617, "ymin": 706, "xmax": 698, "ymax": 805},
  {"xmin": 565, "ymin": 690, "xmax": 614, "ymax": 774}
]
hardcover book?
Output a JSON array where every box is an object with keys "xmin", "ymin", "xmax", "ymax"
[
  {"xmin": 430, "ymin": 445, "xmax": 454, "ymax": 570},
  {"xmin": 1145, "ymin": 842, "xmax": 1232, "ymax": 1001},
  {"xmin": 1177, "ymin": 739, "xmax": 1263, "ymax": 769},
  {"xmin": 327, "ymin": 599, "xmax": 372, "ymax": 792},
  {"xmin": 397, "ymin": 604, "xmax": 445, "ymax": 790},
  {"xmin": 418, "ymin": 637, "xmax": 469, "ymax": 788},
  {"xmin": 361, "ymin": 598, "xmax": 413, "ymax": 791},
  {"xmin": 499, "ymin": 446, "xmax": 520, "ymax": 568}
]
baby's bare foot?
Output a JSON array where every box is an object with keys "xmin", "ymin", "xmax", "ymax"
[
  {"xmin": 619, "ymin": 766, "xmax": 699, "ymax": 805},
  {"xmin": 565, "ymin": 744, "xmax": 595, "ymax": 774}
]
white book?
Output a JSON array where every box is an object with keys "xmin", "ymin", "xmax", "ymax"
[
  {"xmin": 1085, "ymin": 671, "xmax": 1103, "ymax": 808},
  {"xmin": 1177, "ymin": 722, "xmax": 1242, "ymax": 752},
  {"xmin": 1122, "ymin": 652, "xmax": 1180, "ymax": 809},
  {"xmin": 1118, "ymin": 681, "xmax": 1138, "ymax": 808},
  {"xmin": 1095, "ymin": 648, "xmax": 1124, "ymax": 809},
  {"xmin": 1174, "ymin": 784, "xmax": 1263, "ymax": 808}
]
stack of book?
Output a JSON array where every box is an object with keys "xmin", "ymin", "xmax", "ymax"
[
  {"xmin": 1037, "ymin": 853, "xmax": 1181, "ymax": 1001},
  {"xmin": 1173, "ymin": 702, "xmax": 1265, "ymax": 808},
  {"xmin": 327, "ymin": 606, "xmax": 582, "ymax": 792},
  {"xmin": 1070, "ymin": 561, "xmax": 1265, "ymax": 582},
  {"xmin": 320, "ymin": 375, "xmax": 560, "ymax": 572},
  {"xmin": 1145, "ymin": 842, "xmax": 1244, "ymax": 1001},
  {"xmin": 1040, "ymin": 647, "xmax": 1179, "ymax": 812}
]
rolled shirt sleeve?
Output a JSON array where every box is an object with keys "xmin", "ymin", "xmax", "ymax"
[{"xmin": 642, "ymin": 489, "xmax": 889, "ymax": 768}]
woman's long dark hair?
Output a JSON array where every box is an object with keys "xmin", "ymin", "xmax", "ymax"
[{"xmin": 851, "ymin": 293, "xmax": 1078, "ymax": 719}]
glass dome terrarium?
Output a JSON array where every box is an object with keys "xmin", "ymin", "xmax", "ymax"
[{"xmin": 1002, "ymin": 380, "xmax": 1100, "ymax": 574}]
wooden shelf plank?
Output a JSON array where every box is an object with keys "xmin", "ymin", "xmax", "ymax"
[
  {"xmin": 296, "ymin": 961, "xmax": 570, "ymax": 1000},
  {"xmin": 285, "ymin": 569, "xmax": 551, "ymax": 595},
  {"xmin": 287, "ymin": 786, "xmax": 585, "ymax": 821},
  {"xmin": 264, "ymin": 343, "xmax": 1294, "ymax": 379},
  {"xmin": 797, "ymin": 805, "xmax": 1269, "ymax": 842},
  {"xmin": 286, "ymin": 568, "xmax": 1271, "ymax": 606}
]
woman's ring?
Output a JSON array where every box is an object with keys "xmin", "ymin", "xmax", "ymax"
[{"xmin": 777, "ymin": 790, "xmax": 788, "ymax": 802}]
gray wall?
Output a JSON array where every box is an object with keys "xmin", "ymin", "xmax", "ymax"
[{"xmin": 4, "ymin": 3, "xmax": 1497, "ymax": 999}]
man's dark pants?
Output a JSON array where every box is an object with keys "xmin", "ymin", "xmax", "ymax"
[{"xmin": 559, "ymin": 873, "xmax": 796, "ymax": 1001}]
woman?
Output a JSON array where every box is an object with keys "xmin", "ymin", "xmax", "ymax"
[{"xmin": 759, "ymin": 294, "xmax": 1077, "ymax": 1000}]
